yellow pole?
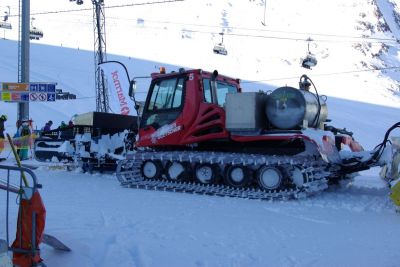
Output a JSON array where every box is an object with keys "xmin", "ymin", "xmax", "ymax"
[{"xmin": 6, "ymin": 133, "xmax": 29, "ymax": 187}]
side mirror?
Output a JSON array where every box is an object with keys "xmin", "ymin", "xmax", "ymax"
[{"xmin": 129, "ymin": 80, "xmax": 136, "ymax": 97}]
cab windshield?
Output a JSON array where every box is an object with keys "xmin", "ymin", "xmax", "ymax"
[{"xmin": 141, "ymin": 76, "xmax": 185, "ymax": 129}]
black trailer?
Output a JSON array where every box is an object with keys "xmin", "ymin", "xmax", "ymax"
[{"xmin": 33, "ymin": 112, "xmax": 138, "ymax": 171}]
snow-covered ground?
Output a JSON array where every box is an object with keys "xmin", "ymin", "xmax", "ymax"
[
  {"xmin": 0, "ymin": 0, "xmax": 400, "ymax": 266},
  {"xmin": 0, "ymin": 158, "xmax": 399, "ymax": 267}
]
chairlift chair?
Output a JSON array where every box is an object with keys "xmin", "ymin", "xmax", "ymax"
[
  {"xmin": 0, "ymin": 21, "xmax": 11, "ymax": 30},
  {"xmin": 76, "ymin": 0, "xmax": 84, "ymax": 5},
  {"xmin": 29, "ymin": 27, "xmax": 43, "ymax": 40},
  {"xmin": 29, "ymin": 17, "xmax": 43, "ymax": 40},
  {"xmin": 213, "ymin": 43, "xmax": 228, "ymax": 55},
  {"xmin": 301, "ymin": 37, "xmax": 317, "ymax": 69},
  {"xmin": 301, "ymin": 53, "xmax": 317, "ymax": 69},
  {"xmin": 213, "ymin": 32, "xmax": 228, "ymax": 56},
  {"xmin": 0, "ymin": 8, "xmax": 11, "ymax": 30}
]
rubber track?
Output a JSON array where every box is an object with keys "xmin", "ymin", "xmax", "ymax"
[{"xmin": 116, "ymin": 151, "xmax": 330, "ymax": 200}]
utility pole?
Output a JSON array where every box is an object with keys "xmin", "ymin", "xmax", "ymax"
[
  {"xmin": 93, "ymin": 0, "xmax": 109, "ymax": 113},
  {"xmin": 18, "ymin": 0, "xmax": 30, "ymax": 121}
]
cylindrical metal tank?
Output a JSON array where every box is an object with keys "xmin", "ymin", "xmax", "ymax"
[{"xmin": 265, "ymin": 86, "xmax": 328, "ymax": 130}]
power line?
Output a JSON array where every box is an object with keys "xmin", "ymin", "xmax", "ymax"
[
  {"xmin": 113, "ymin": 24, "xmax": 399, "ymax": 45},
  {"xmin": 241, "ymin": 66, "xmax": 400, "ymax": 84},
  {"xmin": 7, "ymin": 0, "xmax": 398, "ymax": 44},
  {"xmin": 54, "ymin": 65, "xmax": 400, "ymax": 100},
  {"xmin": 105, "ymin": 17, "xmax": 399, "ymax": 43},
  {"xmin": 7, "ymin": 0, "xmax": 186, "ymax": 17}
]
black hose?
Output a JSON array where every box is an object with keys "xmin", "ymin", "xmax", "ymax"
[
  {"xmin": 339, "ymin": 122, "xmax": 400, "ymax": 173},
  {"xmin": 370, "ymin": 121, "xmax": 400, "ymax": 163}
]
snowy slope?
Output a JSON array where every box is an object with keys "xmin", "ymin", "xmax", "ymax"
[{"xmin": 0, "ymin": 158, "xmax": 400, "ymax": 267}]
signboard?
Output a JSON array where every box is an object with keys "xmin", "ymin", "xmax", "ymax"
[
  {"xmin": 0, "ymin": 82, "xmax": 57, "ymax": 102},
  {"xmin": 1, "ymin": 83, "xmax": 29, "ymax": 92},
  {"xmin": 1, "ymin": 92, "xmax": 11, "ymax": 101}
]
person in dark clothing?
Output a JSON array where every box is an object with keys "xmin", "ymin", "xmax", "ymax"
[
  {"xmin": 0, "ymin": 115, "xmax": 7, "ymax": 156},
  {"xmin": 0, "ymin": 114, "xmax": 7, "ymax": 139},
  {"xmin": 43, "ymin": 120, "xmax": 53, "ymax": 132},
  {"xmin": 18, "ymin": 120, "xmax": 31, "ymax": 160},
  {"xmin": 58, "ymin": 121, "xmax": 67, "ymax": 129}
]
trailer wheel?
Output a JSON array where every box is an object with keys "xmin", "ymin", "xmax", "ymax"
[
  {"xmin": 165, "ymin": 161, "xmax": 191, "ymax": 181},
  {"xmin": 141, "ymin": 160, "xmax": 163, "ymax": 180},
  {"xmin": 257, "ymin": 166, "xmax": 283, "ymax": 190},
  {"xmin": 224, "ymin": 165, "xmax": 251, "ymax": 187},
  {"xmin": 194, "ymin": 163, "xmax": 219, "ymax": 184}
]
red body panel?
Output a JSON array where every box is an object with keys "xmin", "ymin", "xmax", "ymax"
[{"xmin": 137, "ymin": 70, "xmax": 235, "ymax": 147}]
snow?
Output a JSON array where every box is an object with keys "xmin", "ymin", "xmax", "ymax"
[
  {"xmin": 1, "ymin": 164, "xmax": 400, "ymax": 267},
  {"xmin": 0, "ymin": 0, "xmax": 400, "ymax": 266}
]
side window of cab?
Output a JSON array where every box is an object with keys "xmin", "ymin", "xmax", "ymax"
[{"xmin": 202, "ymin": 78, "xmax": 237, "ymax": 107}]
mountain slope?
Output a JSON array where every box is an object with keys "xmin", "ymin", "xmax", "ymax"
[{"xmin": 0, "ymin": 0, "xmax": 399, "ymax": 136}]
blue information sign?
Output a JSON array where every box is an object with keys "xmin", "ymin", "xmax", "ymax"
[
  {"xmin": 30, "ymin": 84, "xmax": 39, "ymax": 92},
  {"xmin": 20, "ymin": 93, "xmax": 29, "ymax": 102},
  {"xmin": 47, "ymin": 93, "xmax": 56, "ymax": 101},
  {"xmin": 38, "ymin": 84, "xmax": 47, "ymax": 92},
  {"xmin": 1, "ymin": 82, "xmax": 58, "ymax": 102},
  {"xmin": 47, "ymin": 84, "xmax": 56, "ymax": 92}
]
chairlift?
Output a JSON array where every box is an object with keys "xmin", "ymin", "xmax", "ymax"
[
  {"xmin": 213, "ymin": 32, "xmax": 228, "ymax": 56},
  {"xmin": 76, "ymin": 0, "xmax": 84, "ymax": 5},
  {"xmin": 301, "ymin": 37, "xmax": 318, "ymax": 69},
  {"xmin": 29, "ymin": 18, "xmax": 43, "ymax": 40},
  {"xmin": 0, "ymin": 7, "xmax": 12, "ymax": 30},
  {"xmin": 30, "ymin": 28, "xmax": 44, "ymax": 40},
  {"xmin": 0, "ymin": 21, "xmax": 11, "ymax": 30},
  {"xmin": 301, "ymin": 54, "xmax": 318, "ymax": 69}
]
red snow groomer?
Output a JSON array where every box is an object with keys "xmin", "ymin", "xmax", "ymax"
[{"xmin": 109, "ymin": 64, "xmax": 399, "ymax": 205}]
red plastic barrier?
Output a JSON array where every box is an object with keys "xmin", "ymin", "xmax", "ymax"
[{"xmin": 11, "ymin": 191, "xmax": 46, "ymax": 267}]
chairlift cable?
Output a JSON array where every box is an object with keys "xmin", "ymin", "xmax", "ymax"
[
  {"xmin": 241, "ymin": 66, "xmax": 400, "ymax": 84},
  {"xmin": 100, "ymin": 17, "xmax": 399, "ymax": 43},
  {"xmin": 5, "ymin": 2, "xmax": 398, "ymax": 43},
  {"xmin": 7, "ymin": 0, "xmax": 187, "ymax": 17}
]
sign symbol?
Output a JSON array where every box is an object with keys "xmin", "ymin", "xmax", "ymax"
[
  {"xmin": 38, "ymin": 93, "xmax": 46, "ymax": 101},
  {"xmin": 47, "ymin": 93, "xmax": 55, "ymax": 101},
  {"xmin": 30, "ymin": 93, "xmax": 38, "ymax": 101}
]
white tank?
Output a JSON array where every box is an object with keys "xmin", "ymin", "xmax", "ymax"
[{"xmin": 265, "ymin": 86, "xmax": 328, "ymax": 129}]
